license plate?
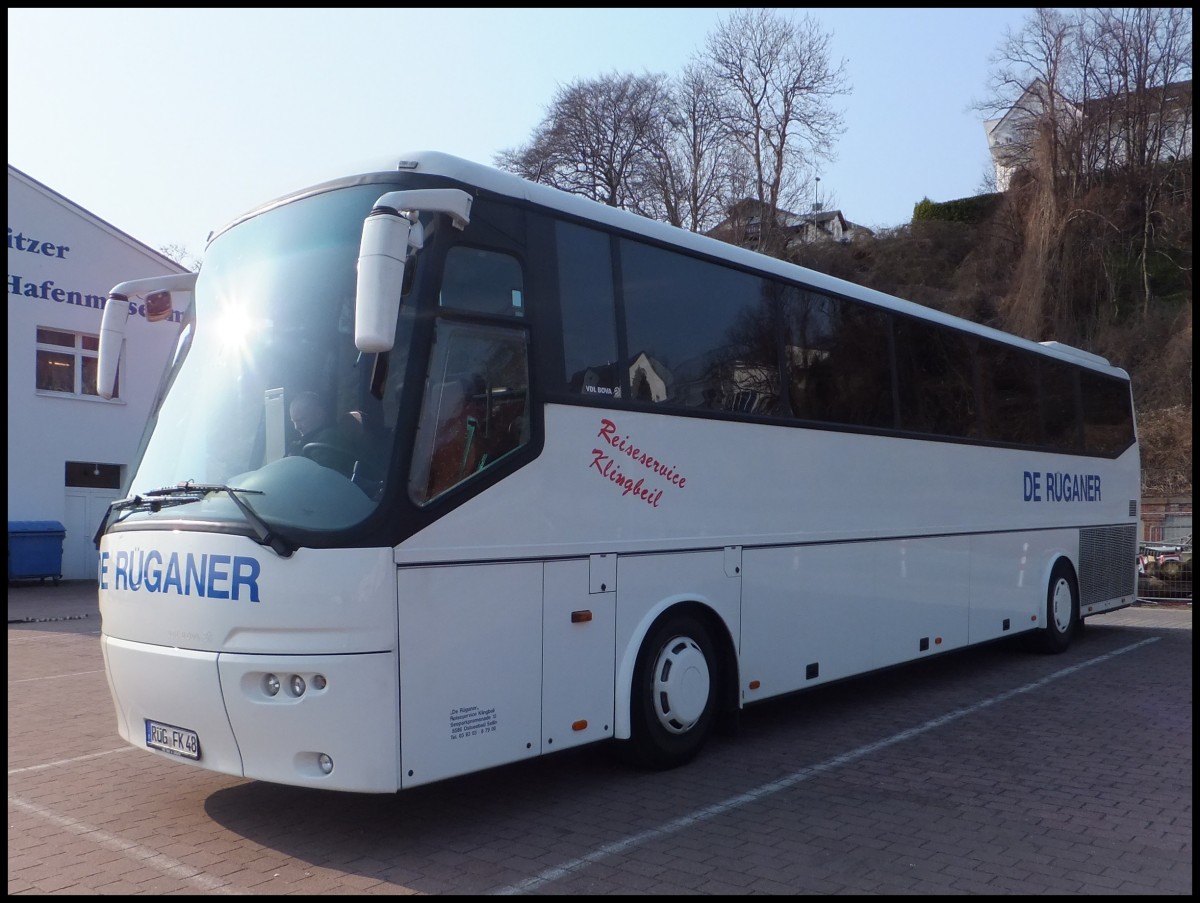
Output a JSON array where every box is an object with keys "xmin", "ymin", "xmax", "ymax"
[{"xmin": 145, "ymin": 719, "xmax": 201, "ymax": 760}]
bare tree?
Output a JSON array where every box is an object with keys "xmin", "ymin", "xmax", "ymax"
[
  {"xmin": 981, "ymin": 8, "xmax": 1084, "ymax": 338},
  {"xmin": 982, "ymin": 8, "xmax": 1083, "ymax": 187},
  {"xmin": 494, "ymin": 71, "xmax": 673, "ymax": 208},
  {"xmin": 159, "ymin": 243, "xmax": 201, "ymax": 272},
  {"xmin": 1082, "ymin": 7, "xmax": 1192, "ymax": 315},
  {"xmin": 702, "ymin": 9, "xmax": 850, "ymax": 253},
  {"xmin": 1084, "ymin": 8, "xmax": 1192, "ymax": 172},
  {"xmin": 981, "ymin": 7, "xmax": 1192, "ymax": 335},
  {"xmin": 629, "ymin": 64, "xmax": 736, "ymax": 232}
]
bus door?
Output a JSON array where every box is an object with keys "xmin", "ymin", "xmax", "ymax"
[
  {"xmin": 395, "ymin": 556, "xmax": 618, "ymax": 788},
  {"xmin": 542, "ymin": 556, "xmax": 617, "ymax": 752}
]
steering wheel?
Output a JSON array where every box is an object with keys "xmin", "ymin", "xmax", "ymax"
[{"xmin": 300, "ymin": 442, "xmax": 358, "ymax": 477}]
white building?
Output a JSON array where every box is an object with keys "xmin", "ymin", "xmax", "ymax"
[
  {"xmin": 984, "ymin": 78, "xmax": 1193, "ymax": 192},
  {"xmin": 7, "ymin": 164, "xmax": 187, "ymax": 581}
]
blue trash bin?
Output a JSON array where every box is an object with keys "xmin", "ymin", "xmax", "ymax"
[{"xmin": 8, "ymin": 520, "xmax": 66, "ymax": 583}]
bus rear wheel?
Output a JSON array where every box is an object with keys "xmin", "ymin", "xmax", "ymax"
[
  {"xmin": 627, "ymin": 611, "xmax": 719, "ymax": 770},
  {"xmin": 1030, "ymin": 561, "xmax": 1079, "ymax": 654}
]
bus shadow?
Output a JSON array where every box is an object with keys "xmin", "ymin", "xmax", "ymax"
[
  {"xmin": 201, "ymin": 618, "xmax": 1175, "ymax": 892},
  {"xmin": 202, "ymin": 742, "xmax": 629, "ymax": 888}
]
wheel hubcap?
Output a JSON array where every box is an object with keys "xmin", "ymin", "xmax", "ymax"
[
  {"xmin": 652, "ymin": 636, "xmax": 710, "ymax": 734},
  {"xmin": 1051, "ymin": 578, "xmax": 1073, "ymax": 632}
]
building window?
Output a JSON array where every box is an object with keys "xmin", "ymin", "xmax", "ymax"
[
  {"xmin": 65, "ymin": 461, "xmax": 122, "ymax": 490},
  {"xmin": 35, "ymin": 327, "xmax": 117, "ymax": 398}
]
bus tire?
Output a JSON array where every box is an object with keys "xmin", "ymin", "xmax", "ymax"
[
  {"xmin": 627, "ymin": 611, "xmax": 719, "ymax": 770},
  {"xmin": 1031, "ymin": 561, "xmax": 1079, "ymax": 654}
]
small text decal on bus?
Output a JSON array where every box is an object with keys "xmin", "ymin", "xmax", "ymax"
[
  {"xmin": 99, "ymin": 549, "xmax": 261, "ymax": 602},
  {"xmin": 1023, "ymin": 471, "xmax": 1102, "ymax": 502},
  {"xmin": 449, "ymin": 705, "xmax": 498, "ymax": 740},
  {"xmin": 590, "ymin": 417, "xmax": 687, "ymax": 508}
]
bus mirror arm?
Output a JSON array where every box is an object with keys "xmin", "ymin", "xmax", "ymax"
[
  {"xmin": 354, "ymin": 188, "xmax": 473, "ymax": 354},
  {"xmin": 98, "ymin": 272, "xmax": 198, "ymax": 399}
]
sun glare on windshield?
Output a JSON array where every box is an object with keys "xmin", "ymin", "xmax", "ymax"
[{"xmin": 213, "ymin": 304, "xmax": 266, "ymax": 365}]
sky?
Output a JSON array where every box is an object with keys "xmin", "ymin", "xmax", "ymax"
[{"xmin": 8, "ymin": 8, "xmax": 1035, "ymax": 258}]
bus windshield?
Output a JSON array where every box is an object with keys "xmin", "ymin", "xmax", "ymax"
[{"xmin": 125, "ymin": 182, "xmax": 415, "ymax": 536}]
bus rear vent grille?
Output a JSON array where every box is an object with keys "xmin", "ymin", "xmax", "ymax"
[{"xmin": 1078, "ymin": 525, "xmax": 1137, "ymax": 605}]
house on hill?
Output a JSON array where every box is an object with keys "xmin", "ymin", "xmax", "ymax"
[
  {"xmin": 707, "ymin": 198, "xmax": 874, "ymax": 250},
  {"xmin": 984, "ymin": 78, "xmax": 1192, "ymax": 191}
]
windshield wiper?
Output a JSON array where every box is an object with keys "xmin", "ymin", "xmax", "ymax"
[
  {"xmin": 94, "ymin": 481, "xmax": 296, "ymax": 557},
  {"xmin": 93, "ymin": 491, "xmax": 203, "ymax": 543}
]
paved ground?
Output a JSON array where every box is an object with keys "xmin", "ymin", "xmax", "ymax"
[
  {"xmin": 7, "ymin": 578, "xmax": 99, "ymax": 625},
  {"xmin": 8, "ymin": 580, "xmax": 1192, "ymax": 895}
]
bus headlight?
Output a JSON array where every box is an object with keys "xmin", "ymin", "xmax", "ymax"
[
  {"xmin": 318, "ymin": 753, "xmax": 334, "ymax": 775},
  {"xmin": 290, "ymin": 674, "xmax": 306, "ymax": 697},
  {"xmin": 263, "ymin": 674, "xmax": 280, "ymax": 697}
]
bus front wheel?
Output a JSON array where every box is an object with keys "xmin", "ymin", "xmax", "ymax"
[
  {"xmin": 627, "ymin": 611, "xmax": 719, "ymax": 770},
  {"xmin": 1030, "ymin": 561, "xmax": 1079, "ymax": 654}
]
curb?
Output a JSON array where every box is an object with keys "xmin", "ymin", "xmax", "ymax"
[{"xmin": 8, "ymin": 613, "xmax": 96, "ymax": 625}]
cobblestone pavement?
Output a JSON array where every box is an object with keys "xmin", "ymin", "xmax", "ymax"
[{"xmin": 8, "ymin": 581, "xmax": 1192, "ymax": 895}]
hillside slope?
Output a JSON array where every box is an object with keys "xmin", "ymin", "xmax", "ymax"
[{"xmin": 788, "ymin": 197, "xmax": 1192, "ymax": 497}]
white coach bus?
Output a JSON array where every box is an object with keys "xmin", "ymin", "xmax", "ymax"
[{"xmin": 95, "ymin": 152, "xmax": 1140, "ymax": 793}]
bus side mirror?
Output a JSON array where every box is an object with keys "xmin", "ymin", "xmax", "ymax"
[
  {"xmin": 354, "ymin": 207, "xmax": 421, "ymax": 354},
  {"xmin": 98, "ymin": 273, "xmax": 198, "ymax": 399},
  {"xmin": 354, "ymin": 188, "xmax": 472, "ymax": 354}
]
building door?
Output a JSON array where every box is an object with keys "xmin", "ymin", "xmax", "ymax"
[{"xmin": 62, "ymin": 489, "xmax": 119, "ymax": 581}]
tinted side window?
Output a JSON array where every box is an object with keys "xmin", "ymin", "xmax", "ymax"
[
  {"xmin": 894, "ymin": 317, "xmax": 979, "ymax": 438},
  {"xmin": 1081, "ymin": 370, "xmax": 1135, "ymax": 456},
  {"xmin": 557, "ymin": 221, "xmax": 620, "ymax": 399},
  {"xmin": 782, "ymin": 289, "xmax": 894, "ymax": 429},
  {"xmin": 620, "ymin": 239, "xmax": 780, "ymax": 413},
  {"xmin": 1040, "ymin": 358, "xmax": 1083, "ymax": 451},
  {"xmin": 978, "ymin": 340, "xmax": 1039, "ymax": 444},
  {"xmin": 440, "ymin": 247, "xmax": 525, "ymax": 317}
]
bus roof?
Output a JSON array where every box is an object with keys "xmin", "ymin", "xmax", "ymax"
[{"xmin": 223, "ymin": 151, "xmax": 1126, "ymax": 380}]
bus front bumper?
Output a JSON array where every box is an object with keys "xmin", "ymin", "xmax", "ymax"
[{"xmin": 102, "ymin": 636, "xmax": 401, "ymax": 793}]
